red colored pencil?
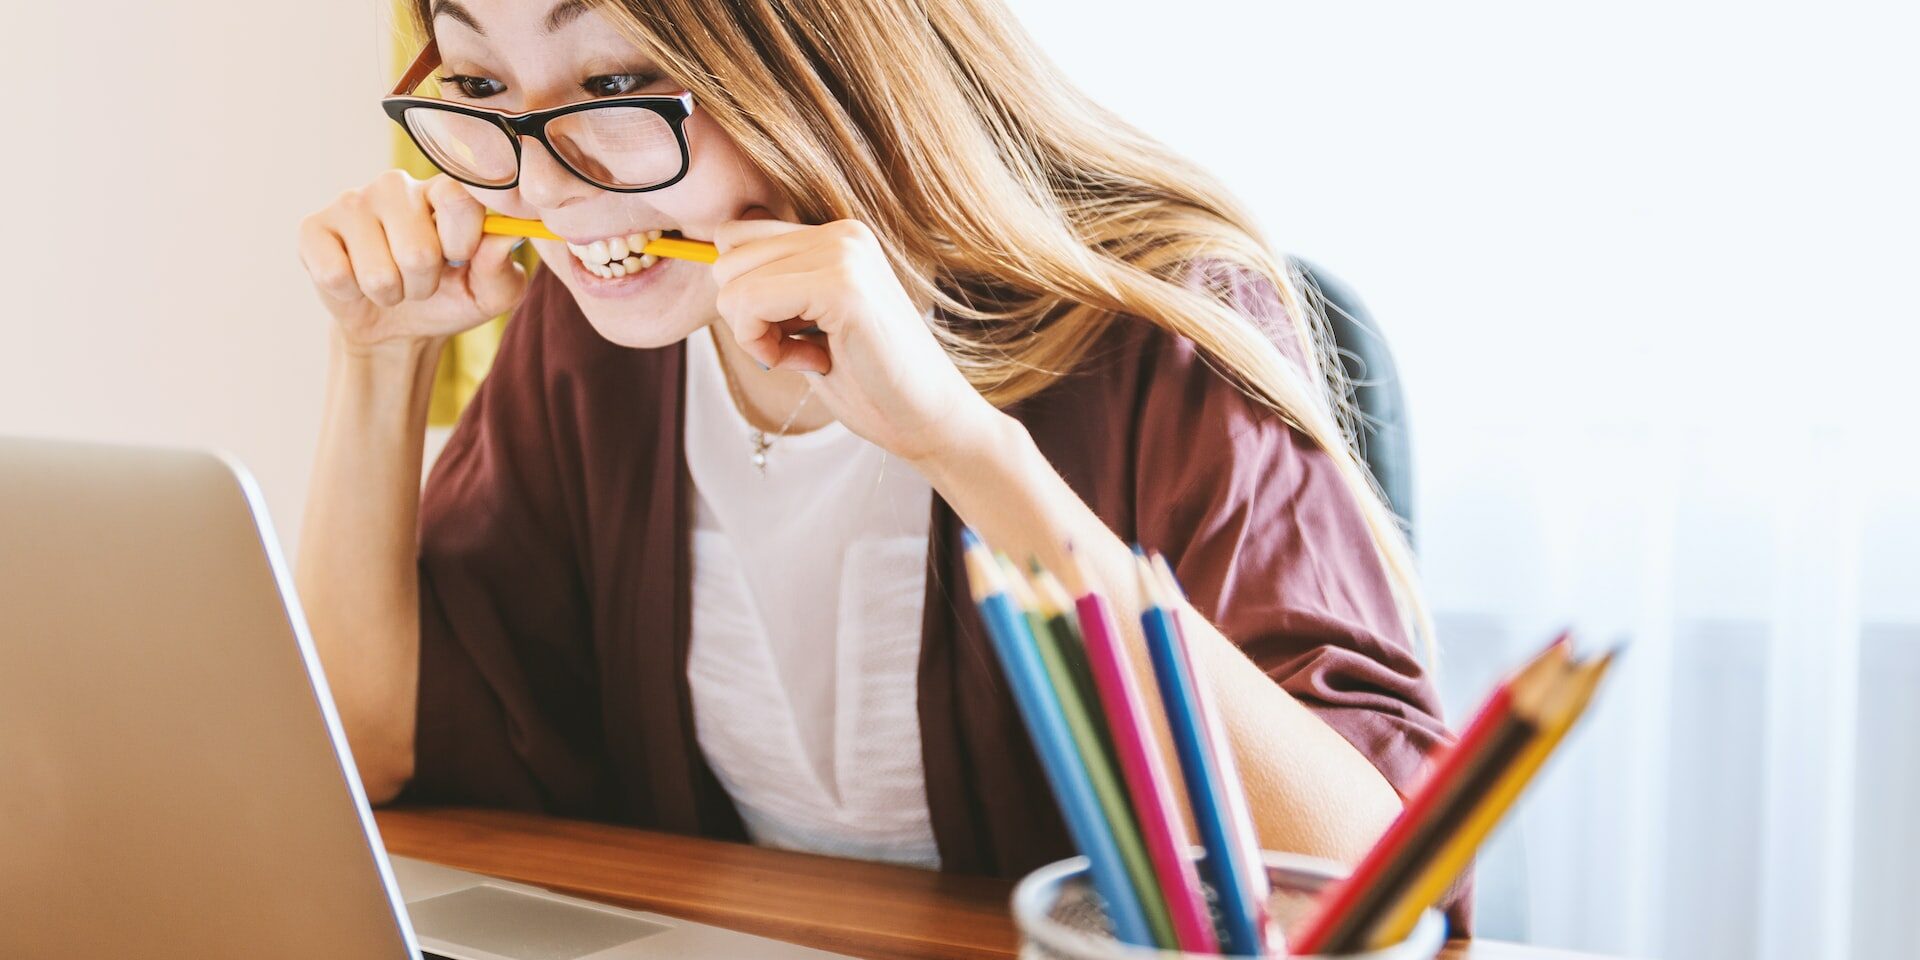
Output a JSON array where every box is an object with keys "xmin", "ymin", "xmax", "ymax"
[{"xmin": 1290, "ymin": 634, "xmax": 1572, "ymax": 954}]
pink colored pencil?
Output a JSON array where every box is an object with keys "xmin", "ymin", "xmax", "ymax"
[{"xmin": 1073, "ymin": 586, "xmax": 1220, "ymax": 953}]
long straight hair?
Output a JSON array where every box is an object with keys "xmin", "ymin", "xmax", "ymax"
[{"xmin": 405, "ymin": 0, "xmax": 1435, "ymax": 656}]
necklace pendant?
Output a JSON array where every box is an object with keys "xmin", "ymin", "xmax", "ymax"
[{"xmin": 748, "ymin": 430, "xmax": 770, "ymax": 476}]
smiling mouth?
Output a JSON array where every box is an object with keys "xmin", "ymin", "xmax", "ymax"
[{"xmin": 566, "ymin": 229, "xmax": 687, "ymax": 279}]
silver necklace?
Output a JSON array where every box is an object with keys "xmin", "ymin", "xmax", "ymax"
[{"xmin": 710, "ymin": 329, "xmax": 816, "ymax": 477}]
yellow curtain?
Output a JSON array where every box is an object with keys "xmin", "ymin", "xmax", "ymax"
[{"xmin": 391, "ymin": 11, "xmax": 523, "ymax": 427}]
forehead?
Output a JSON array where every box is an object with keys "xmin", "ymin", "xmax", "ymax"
[{"xmin": 429, "ymin": 0, "xmax": 636, "ymax": 53}]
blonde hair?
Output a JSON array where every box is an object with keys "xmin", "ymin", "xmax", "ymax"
[{"xmin": 406, "ymin": 0, "xmax": 1434, "ymax": 657}]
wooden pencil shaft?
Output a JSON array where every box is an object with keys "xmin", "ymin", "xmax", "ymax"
[
  {"xmin": 1318, "ymin": 714, "xmax": 1540, "ymax": 954},
  {"xmin": 1360, "ymin": 655, "xmax": 1614, "ymax": 949},
  {"xmin": 1297, "ymin": 640, "xmax": 1573, "ymax": 954}
]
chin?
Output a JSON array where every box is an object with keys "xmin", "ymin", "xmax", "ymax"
[{"xmin": 546, "ymin": 246, "xmax": 715, "ymax": 349}]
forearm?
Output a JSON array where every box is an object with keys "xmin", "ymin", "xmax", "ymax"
[
  {"xmin": 913, "ymin": 411, "xmax": 1401, "ymax": 863},
  {"xmin": 294, "ymin": 329, "xmax": 445, "ymax": 800}
]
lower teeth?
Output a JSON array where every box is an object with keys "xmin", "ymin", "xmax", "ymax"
[
  {"xmin": 571, "ymin": 231, "xmax": 680, "ymax": 279},
  {"xmin": 583, "ymin": 253, "xmax": 659, "ymax": 279}
]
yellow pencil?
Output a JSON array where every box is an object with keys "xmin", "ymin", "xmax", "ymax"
[
  {"xmin": 1363, "ymin": 651, "xmax": 1616, "ymax": 948},
  {"xmin": 480, "ymin": 215, "xmax": 718, "ymax": 264}
]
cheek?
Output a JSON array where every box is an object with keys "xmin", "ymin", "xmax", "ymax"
[{"xmin": 647, "ymin": 115, "xmax": 787, "ymax": 228}]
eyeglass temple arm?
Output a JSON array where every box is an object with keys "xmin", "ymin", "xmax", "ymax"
[{"xmin": 391, "ymin": 40, "xmax": 442, "ymax": 97}]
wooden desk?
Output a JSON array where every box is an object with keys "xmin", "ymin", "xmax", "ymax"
[{"xmin": 375, "ymin": 807, "xmax": 1604, "ymax": 960}]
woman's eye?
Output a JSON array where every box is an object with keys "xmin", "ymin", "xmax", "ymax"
[
  {"xmin": 438, "ymin": 75, "xmax": 505, "ymax": 99},
  {"xmin": 583, "ymin": 74, "xmax": 653, "ymax": 96}
]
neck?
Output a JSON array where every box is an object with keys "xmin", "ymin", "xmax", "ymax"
[{"xmin": 705, "ymin": 324, "xmax": 837, "ymax": 435}]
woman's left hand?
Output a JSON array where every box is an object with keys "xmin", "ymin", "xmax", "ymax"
[{"xmin": 711, "ymin": 216, "xmax": 1001, "ymax": 465}]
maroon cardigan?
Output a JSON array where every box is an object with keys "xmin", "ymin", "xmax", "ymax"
[{"xmin": 400, "ymin": 262, "xmax": 1463, "ymax": 924}]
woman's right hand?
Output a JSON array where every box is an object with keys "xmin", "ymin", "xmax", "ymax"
[{"xmin": 298, "ymin": 170, "xmax": 529, "ymax": 353}]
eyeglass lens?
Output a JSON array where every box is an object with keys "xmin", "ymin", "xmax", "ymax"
[{"xmin": 403, "ymin": 105, "xmax": 682, "ymax": 189}]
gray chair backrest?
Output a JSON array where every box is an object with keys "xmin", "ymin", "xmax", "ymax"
[{"xmin": 1291, "ymin": 258, "xmax": 1414, "ymax": 547}]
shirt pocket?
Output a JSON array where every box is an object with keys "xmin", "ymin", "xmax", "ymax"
[{"xmin": 833, "ymin": 535, "xmax": 932, "ymax": 796}]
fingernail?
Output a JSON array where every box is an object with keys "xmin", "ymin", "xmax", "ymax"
[
  {"xmin": 510, "ymin": 237, "xmax": 528, "ymax": 253},
  {"xmin": 445, "ymin": 259, "xmax": 469, "ymax": 268}
]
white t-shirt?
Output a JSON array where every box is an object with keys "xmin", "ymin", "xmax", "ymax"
[{"xmin": 682, "ymin": 327, "xmax": 940, "ymax": 868}]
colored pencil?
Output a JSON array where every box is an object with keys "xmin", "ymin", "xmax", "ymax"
[
  {"xmin": 1029, "ymin": 560, "xmax": 1121, "ymax": 773},
  {"xmin": 480, "ymin": 214, "xmax": 719, "ymax": 263},
  {"xmin": 1290, "ymin": 636, "xmax": 1569, "ymax": 954},
  {"xmin": 1361, "ymin": 650, "xmax": 1616, "ymax": 948},
  {"xmin": 960, "ymin": 533, "xmax": 1154, "ymax": 947},
  {"xmin": 1060, "ymin": 556, "xmax": 1220, "ymax": 954},
  {"xmin": 1006, "ymin": 557, "xmax": 1177, "ymax": 949},
  {"xmin": 1139, "ymin": 551, "xmax": 1273, "ymax": 955},
  {"xmin": 1293, "ymin": 636, "xmax": 1613, "ymax": 955}
]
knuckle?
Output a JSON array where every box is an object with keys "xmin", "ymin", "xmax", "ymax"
[
  {"xmin": 393, "ymin": 249, "xmax": 438, "ymax": 275},
  {"xmin": 362, "ymin": 272, "xmax": 402, "ymax": 299},
  {"xmin": 828, "ymin": 224, "xmax": 869, "ymax": 258},
  {"xmin": 429, "ymin": 174, "xmax": 474, "ymax": 204},
  {"xmin": 829, "ymin": 218, "xmax": 873, "ymax": 244}
]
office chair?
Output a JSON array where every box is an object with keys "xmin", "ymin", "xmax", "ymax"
[{"xmin": 1292, "ymin": 258, "xmax": 1415, "ymax": 547}]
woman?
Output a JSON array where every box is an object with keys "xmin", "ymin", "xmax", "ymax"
[{"xmin": 295, "ymin": 0, "xmax": 1455, "ymax": 911}]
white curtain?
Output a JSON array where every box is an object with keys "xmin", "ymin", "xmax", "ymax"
[
  {"xmin": 1013, "ymin": 1, "xmax": 1919, "ymax": 955},
  {"xmin": 1422, "ymin": 423, "xmax": 1919, "ymax": 957}
]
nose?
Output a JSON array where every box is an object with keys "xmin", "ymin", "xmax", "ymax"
[{"xmin": 513, "ymin": 135, "xmax": 597, "ymax": 210}]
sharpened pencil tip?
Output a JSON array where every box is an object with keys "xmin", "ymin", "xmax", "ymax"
[
  {"xmin": 1148, "ymin": 552, "xmax": 1188, "ymax": 601},
  {"xmin": 1133, "ymin": 553, "xmax": 1162, "ymax": 607},
  {"xmin": 961, "ymin": 539, "xmax": 1004, "ymax": 602}
]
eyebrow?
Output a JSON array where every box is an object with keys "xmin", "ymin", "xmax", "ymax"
[
  {"xmin": 543, "ymin": 0, "xmax": 592, "ymax": 32},
  {"xmin": 429, "ymin": 0, "xmax": 594, "ymax": 36},
  {"xmin": 429, "ymin": 1, "xmax": 483, "ymax": 35}
]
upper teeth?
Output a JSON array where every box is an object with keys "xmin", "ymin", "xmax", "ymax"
[{"xmin": 569, "ymin": 230, "xmax": 664, "ymax": 279}]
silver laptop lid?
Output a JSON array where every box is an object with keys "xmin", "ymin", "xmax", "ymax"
[{"xmin": 0, "ymin": 436, "xmax": 420, "ymax": 960}]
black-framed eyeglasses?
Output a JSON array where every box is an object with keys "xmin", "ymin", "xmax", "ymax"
[{"xmin": 382, "ymin": 40, "xmax": 695, "ymax": 193}]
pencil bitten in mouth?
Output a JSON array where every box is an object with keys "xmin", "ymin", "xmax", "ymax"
[{"xmin": 567, "ymin": 229, "xmax": 675, "ymax": 279}]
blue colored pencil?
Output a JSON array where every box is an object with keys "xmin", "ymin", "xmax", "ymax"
[
  {"xmin": 961, "ymin": 531, "xmax": 1155, "ymax": 947},
  {"xmin": 1137, "ymin": 550, "xmax": 1274, "ymax": 955}
]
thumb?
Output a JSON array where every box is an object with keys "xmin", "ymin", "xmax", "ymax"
[{"xmin": 467, "ymin": 234, "xmax": 530, "ymax": 316}]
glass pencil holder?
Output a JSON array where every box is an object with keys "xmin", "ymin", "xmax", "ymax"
[{"xmin": 1010, "ymin": 850, "xmax": 1445, "ymax": 960}]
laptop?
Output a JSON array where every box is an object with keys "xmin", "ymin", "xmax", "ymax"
[{"xmin": 0, "ymin": 435, "xmax": 850, "ymax": 960}]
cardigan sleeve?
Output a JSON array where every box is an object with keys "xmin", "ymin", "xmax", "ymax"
[
  {"xmin": 395, "ymin": 271, "xmax": 610, "ymax": 814},
  {"xmin": 1126, "ymin": 264, "xmax": 1469, "ymax": 928},
  {"xmin": 1132, "ymin": 264, "xmax": 1453, "ymax": 804}
]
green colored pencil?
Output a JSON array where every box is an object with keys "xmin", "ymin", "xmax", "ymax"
[{"xmin": 998, "ymin": 555, "xmax": 1176, "ymax": 949}]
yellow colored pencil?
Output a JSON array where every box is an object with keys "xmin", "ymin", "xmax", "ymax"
[
  {"xmin": 480, "ymin": 215, "xmax": 718, "ymax": 264},
  {"xmin": 1363, "ymin": 651, "xmax": 1615, "ymax": 948}
]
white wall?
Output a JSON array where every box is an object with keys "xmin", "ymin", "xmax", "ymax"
[
  {"xmin": 0, "ymin": 1, "xmax": 392, "ymax": 552},
  {"xmin": 1009, "ymin": 0, "xmax": 1916, "ymax": 441}
]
